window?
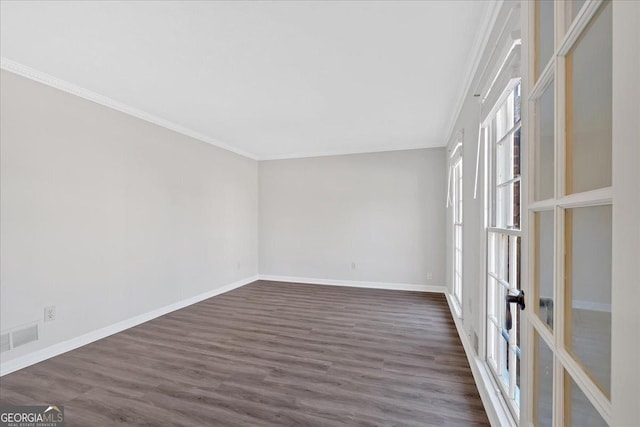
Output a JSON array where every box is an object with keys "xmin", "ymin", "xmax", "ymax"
[
  {"xmin": 451, "ymin": 147, "xmax": 463, "ymax": 313},
  {"xmin": 485, "ymin": 80, "xmax": 522, "ymax": 417}
]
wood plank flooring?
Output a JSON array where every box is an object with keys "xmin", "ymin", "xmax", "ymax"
[{"xmin": 0, "ymin": 280, "xmax": 489, "ymax": 426}]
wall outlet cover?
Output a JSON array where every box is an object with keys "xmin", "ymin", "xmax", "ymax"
[{"xmin": 44, "ymin": 306, "xmax": 56, "ymax": 322}]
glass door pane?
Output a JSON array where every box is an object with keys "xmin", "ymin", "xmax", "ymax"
[
  {"xmin": 534, "ymin": 210, "xmax": 554, "ymax": 329},
  {"xmin": 534, "ymin": 82, "xmax": 554, "ymax": 201},
  {"xmin": 534, "ymin": 331, "xmax": 553, "ymax": 427},
  {"xmin": 566, "ymin": 2, "xmax": 612, "ymax": 194},
  {"xmin": 565, "ymin": 0, "xmax": 587, "ymax": 30},
  {"xmin": 564, "ymin": 205, "xmax": 612, "ymax": 396},
  {"xmin": 565, "ymin": 373, "xmax": 608, "ymax": 426},
  {"xmin": 535, "ymin": 0, "xmax": 554, "ymax": 80}
]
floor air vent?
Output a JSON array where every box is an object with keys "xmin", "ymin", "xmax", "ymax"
[
  {"xmin": 1, "ymin": 323, "xmax": 39, "ymax": 353},
  {"xmin": 12, "ymin": 324, "xmax": 39, "ymax": 348},
  {"xmin": 0, "ymin": 333, "xmax": 10, "ymax": 353}
]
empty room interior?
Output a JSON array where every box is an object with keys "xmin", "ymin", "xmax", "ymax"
[{"xmin": 0, "ymin": 1, "xmax": 638, "ymax": 426}]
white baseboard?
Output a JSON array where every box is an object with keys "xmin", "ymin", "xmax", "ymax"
[
  {"xmin": 258, "ymin": 274, "xmax": 445, "ymax": 293},
  {"xmin": 1, "ymin": 274, "xmax": 442, "ymax": 376},
  {"xmin": 445, "ymin": 293, "xmax": 516, "ymax": 427},
  {"xmin": 0, "ymin": 275, "xmax": 259, "ymax": 377}
]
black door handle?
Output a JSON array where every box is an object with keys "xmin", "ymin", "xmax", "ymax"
[{"xmin": 505, "ymin": 290, "xmax": 525, "ymax": 331}]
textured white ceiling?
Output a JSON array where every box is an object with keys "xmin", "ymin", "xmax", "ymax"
[{"xmin": 1, "ymin": 1, "xmax": 493, "ymax": 159}]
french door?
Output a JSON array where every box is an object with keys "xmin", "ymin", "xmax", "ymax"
[{"xmin": 524, "ymin": 1, "xmax": 623, "ymax": 425}]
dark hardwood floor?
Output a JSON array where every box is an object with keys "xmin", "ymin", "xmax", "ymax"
[{"xmin": 0, "ymin": 280, "xmax": 489, "ymax": 426}]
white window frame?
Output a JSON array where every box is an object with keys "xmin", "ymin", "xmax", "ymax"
[
  {"xmin": 451, "ymin": 144, "xmax": 463, "ymax": 316},
  {"xmin": 483, "ymin": 78, "xmax": 523, "ymax": 420}
]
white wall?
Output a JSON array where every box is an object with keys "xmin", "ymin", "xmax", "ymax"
[
  {"xmin": 444, "ymin": 95, "xmax": 484, "ymax": 340},
  {"xmin": 0, "ymin": 70, "xmax": 259, "ymax": 364},
  {"xmin": 259, "ymin": 149, "xmax": 446, "ymax": 286}
]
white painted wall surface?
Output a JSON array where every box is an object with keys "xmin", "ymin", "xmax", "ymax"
[
  {"xmin": 0, "ymin": 70, "xmax": 259, "ymax": 364},
  {"xmin": 444, "ymin": 94, "xmax": 484, "ymax": 338},
  {"xmin": 259, "ymin": 149, "xmax": 446, "ymax": 286}
]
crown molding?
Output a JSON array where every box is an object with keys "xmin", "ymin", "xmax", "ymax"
[
  {"xmin": 259, "ymin": 142, "xmax": 444, "ymax": 161},
  {"xmin": 0, "ymin": 57, "xmax": 259, "ymax": 160},
  {"xmin": 442, "ymin": 0, "xmax": 504, "ymax": 147},
  {"xmin": 1, "ymin": 58, "xmax": 446, "ymax": 162}
]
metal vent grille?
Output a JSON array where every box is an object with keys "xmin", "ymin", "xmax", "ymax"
[
  {"xmin": 12, "ymin": 324, "xmax": 38, "ymax": 348},
  {"xmin": 0, "ymin": 333, "xmax": 10, "ymax": 353}
]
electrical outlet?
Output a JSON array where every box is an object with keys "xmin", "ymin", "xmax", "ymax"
[
  {"xmin": 44, "ymin": 306, "xmax": 56, "ymax": 322},
  {"xmin": 236, "ymin": 262, "xmax": 241, "ymax": 270},
  {"xmin": 351, "ymin": 262, "xmax": 356, "ymax": 270},
  {"xmin": 427, "ymin": 272, "xmax": 433, "ymax": 280}
]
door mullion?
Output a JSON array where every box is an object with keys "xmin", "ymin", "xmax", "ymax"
[{"xmin": 552, "ymin": 0, "xmax": 565, "ymax": 422}]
